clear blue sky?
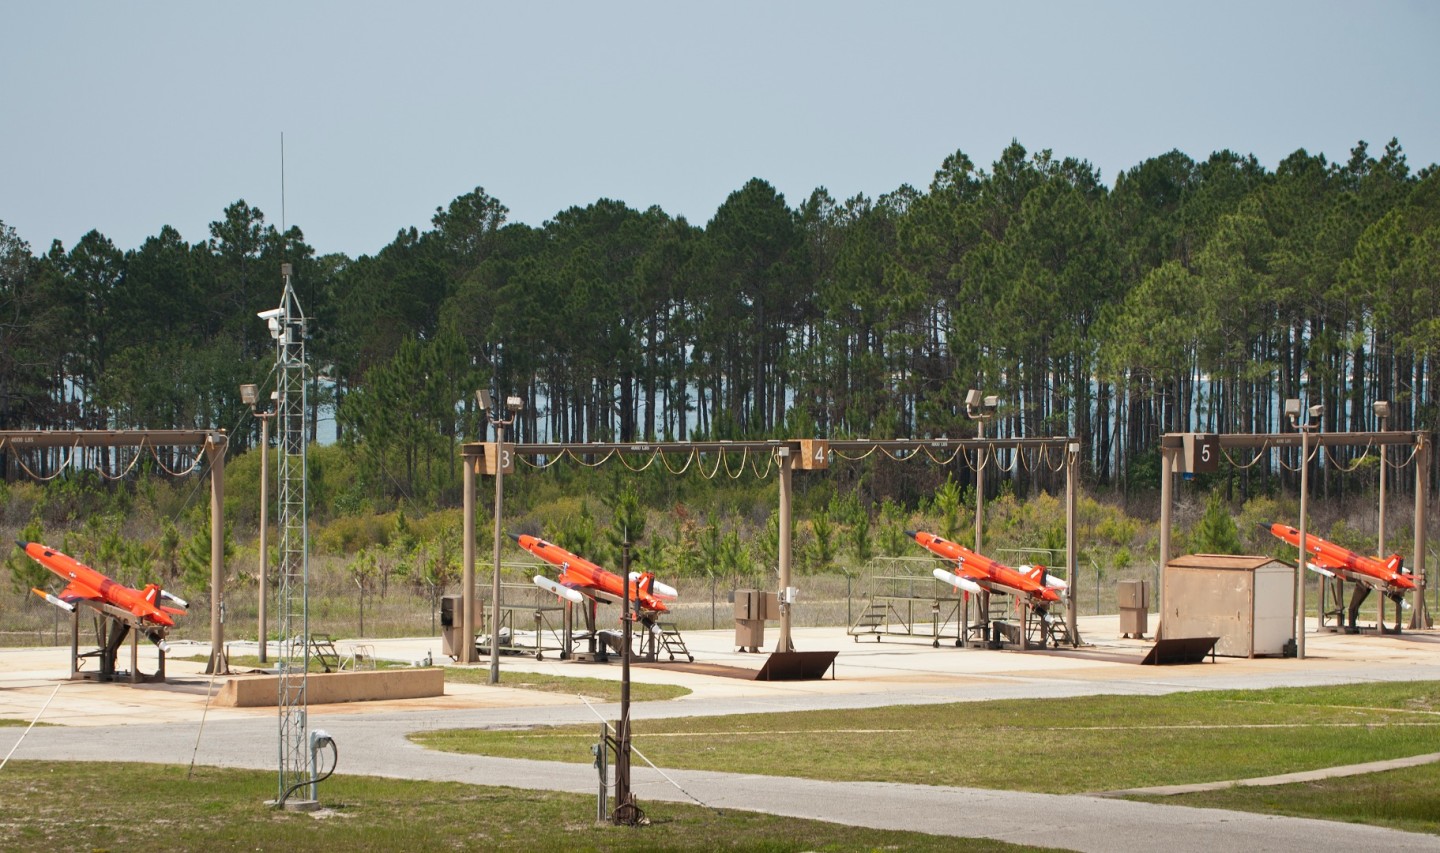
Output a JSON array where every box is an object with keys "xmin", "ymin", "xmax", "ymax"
[{"xmin": 4, "ymin": 1, "xmax": 1437, "ymax": 258}]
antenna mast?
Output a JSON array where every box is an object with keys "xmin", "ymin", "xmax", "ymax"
[
  {"xmin": 268, "ymin": 263, "xmax": 313, "ymax": 807},
  {"xmin": 280, "ymin": 132, "xmax": 287, "ymax": 247}
]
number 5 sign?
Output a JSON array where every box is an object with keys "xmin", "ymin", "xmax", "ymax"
[{"xmin": 1181, "ymin": 433, "xmax": 1220, "ymax": 474}]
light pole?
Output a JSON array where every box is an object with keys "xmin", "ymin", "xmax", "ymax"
[
  {"xmin": 478, "ymin": 390, "xmax": 523, "ymax": 684},
  {"xmin": 1376, "ymin": 401, "xmax": 1391, "ymax": 549},
  {"xmin": 1285, "ymin": 398, "xmax": 1321, "ymax": 659},
  {"xmin": 240, "ymin": 383, "xmax": 275, "ymax": 663},
  {"xmin": 964, "ymin": 389, "xmax": 998, "ymax": 644},
  {"xmin": 1375, "ymin": 400, "xmax": 1390, "ymax": 630},
  {"xmin": 963, "ymin": 389, "xmax": 999, "ymax": 553}
]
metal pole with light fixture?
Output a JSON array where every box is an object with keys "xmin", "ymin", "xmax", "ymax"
[
  {"xmin": 241, "ymin": 384, "xmax": 275, "ymax": 662},
  {"xmin": 1285, "ymin": 398, "xmax": 1320, "ymax": 659},
  {"xmin": 491, "ymin": 410, "xmax": 506, "ymax": 683},
  {"xmin": 776, "ymin": 445, "xmax": 794, "ymax": 653},
  {"xmin": 1372, "ymin": 400, "xmax": 1390, "ymax": 630},
  {"xmin": 478, "ymin": 391, "xmax": 523, "ymax": 684},
  {"xmin": 1065, "ymin": 440, "xmax": 1081, "ymax": 644},
  {"xmin": 964, "ymin": 389, "xmax": 998, "ymax": 642},
  {"xmin": 1410, "ymin": 433, "xmax": 1431, "ymax": 630},
  {"xmin": 964, "ymin": 389, "xmax": 998, "ymax": 553},
  {"xmin": 461, "ymin": 436, "xmax": 477, "ymax": 665}
]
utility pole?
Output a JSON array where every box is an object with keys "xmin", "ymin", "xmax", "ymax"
[{"xmin": 612, "ymin": 534, "xmax": 641, "ymax": 825}]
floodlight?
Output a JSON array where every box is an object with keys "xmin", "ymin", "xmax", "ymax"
[
  {"xmin": 240, "ymin": 384, "xmax": 258, "ymax": 406},
  {"xmin": 476, "ymin": 389, "xmax": 492, "ymax": 411},
  {"xmin": 1308, "ymin": 404, "xmax": 1323, "ymax": 420},
  {"xmin": 505, "ymin": 395, "xmax": 524, "ymax": 413},
  {"xmin": 983, "ymin": 395, "xmax": 999, "ymax": 410},
  {"xmin": 1283, "ymin": 398, "xmax": 1301, "ymax": 419},
  {"xmin": 1373, "ymin": 400, "xmax": 1390, "ymax": 419},
  {"xmin": 964, "ymin": 389, "xmax": 982, "ymax": 409}
]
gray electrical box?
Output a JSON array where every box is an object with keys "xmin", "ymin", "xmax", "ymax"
[
  {"xmin": 733, "ymin": 589, "xmax": 777, "ymax": 651},
  {"xmin": 440, "ymin": 594, "xmax": 463, "ymax": 657},
  {"xmin": 1117, "ymin": 579, "xmax": 1149, "ymax": 638}
]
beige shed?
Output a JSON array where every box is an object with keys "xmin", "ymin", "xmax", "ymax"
[{"xmin": 1161, "ymin": 554, "xmax": 1296, "ymax": 658}]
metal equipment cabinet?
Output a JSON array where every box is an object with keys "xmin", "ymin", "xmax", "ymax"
[
  {"xmin": 1117, "ymin": 578, "xmax": 1149, "ymax": 638},
  {"xmin": 733, "ymin": 589, "xmax": 777, "ymax": 652},
  {"xmin": 440, "ymin": 594, "xmax": 463, "ymax": 658}
]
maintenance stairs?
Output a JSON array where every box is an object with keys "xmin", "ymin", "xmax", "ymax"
[
  {"xmin": 630, "ymin": 619, "xmax": 693, "ymax": 662},
  {"xmin": 1024, "ymin": 604, "xmax": 1076, "ymax": 648},
  {"xmin": 848, "ymin": 602, "xmax": 899, "ymax": 640},
  {"xmin": 655, "ymin": 621, "xmax": 693, "ymax": 662},
  {"xmin": 968, "ymin": 592, "xmax": 1070, "ymax": 648},
  {"xmin": 848, "ymin": 584, "xmax": 960, "ymax": 645},
  {"xmin": 309, "ymin": 634, "xmax": 341, "ymax": 672}
]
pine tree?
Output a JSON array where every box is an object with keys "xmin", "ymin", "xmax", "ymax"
[{"xmin": 1191, "ymin": 491, "xmax": 1243, "ymax": 555}]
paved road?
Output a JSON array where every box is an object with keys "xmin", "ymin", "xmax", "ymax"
[
  {"xmin": 5, "ymin": 623, "xmax": 1440, "ymax": 851},
  {"xmin": 11, "ymin": 710, "xmax": 1438, "ymax": 853}
]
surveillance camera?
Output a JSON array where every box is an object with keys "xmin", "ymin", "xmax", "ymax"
[{"xmin": 257, "ymin": 307, "xmax": 284, "ymax": 321}]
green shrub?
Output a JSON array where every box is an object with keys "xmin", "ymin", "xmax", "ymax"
[
  {"xmin": 1190, "ymin": 491, "xmax": 1243, "ymax": 555},
  {"xmin": 314, "ymin": 513, "xmax": 391, "ymax": 555}
]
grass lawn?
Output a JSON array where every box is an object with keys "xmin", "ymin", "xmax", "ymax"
[
  {"xmin": 441, "ymin": 666, "xmax": 691, "ymax": 702},
  {"xmin": 1129, "ymin": 759, "xmax": 1440, "ymax": 836},
  {"xmin": 413, "ymin": 681, "xmax": 1440, "ymax": 801},
  {"xmin": 0, "ymin": 760, "xmax": 1057, "ymax": 852}
]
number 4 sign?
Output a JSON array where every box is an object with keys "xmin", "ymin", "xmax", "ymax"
[{"xmin": 796, "ymin": 439, "xmax": 829, "ymax": 470}]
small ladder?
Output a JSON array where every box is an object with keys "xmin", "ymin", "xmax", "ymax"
[
  {"xmin": 309, "ymin": 633, "xmax": 341, "ymax": 673},
  {"xmin": 847, "ymin": 603, "xmax": 887, "ymax": 640},
  {"xmin": 655, "ymin": 622, "xmax": 693, "ymax": 662}
]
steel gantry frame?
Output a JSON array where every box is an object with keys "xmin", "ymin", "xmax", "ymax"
[
  {"xmin": 459, "ymin": 436, "xmax": 1081, "ymax": 661},
  {"xmin": 0, "ymin": 429, "xmax": 228, "ymax": 673},
  {"xmin": 1157, "ymin": 430, "xmax": 1431, "ymax": 660}
]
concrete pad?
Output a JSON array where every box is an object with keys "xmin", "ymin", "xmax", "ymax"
[
  {"xmin": 6, "ymin": 616, "xmax": 1440, "ymax": 851},
  {"xmin": 10, "ymin": 615, "xmax": 1436, "ymax": 729},
  {"xmin": 214, "ymin": 668, "xmax": 445, "ymax": 707}
]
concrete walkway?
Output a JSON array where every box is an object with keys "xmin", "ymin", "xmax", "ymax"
[
  {"xmin": 4, "ymin": 619, "xmax": 1440, "ymax": 852},
  {"xmin": 1100, "ymin": 751, "xmax": 1440, "ymax": 798}
]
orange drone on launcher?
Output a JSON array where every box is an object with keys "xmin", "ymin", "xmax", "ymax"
[
  {"xmin": 17, "ymin": 540, "xmax": 187, "ymax": 649},
  {"xmin": 509, "ymin": 533, "xmax": 675, "ymax": 613},
  {"xmin": 906, "ymin": 530, "xmax": 1066, "ymax": 605},
  {"xmin": 1264, "ymin": 523, "xmax": 1415, "ymax": 604}
]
